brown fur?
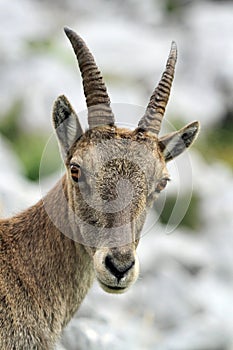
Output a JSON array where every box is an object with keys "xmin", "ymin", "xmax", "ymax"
[
  {"xmin": 0, "ymin": 178, "xmax": 94, "ymax": 349},
  {"xmin": 0, "ymin": 30, "xmax": 200, "ymax": 349},
  {"xmin": 0, "ymin": 122, "xmax": 199, "ymax": 348}
]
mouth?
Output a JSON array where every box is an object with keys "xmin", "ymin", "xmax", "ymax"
[{"xmin": 97, "ymin": 279, "xmax": 128, "ymax": 294}]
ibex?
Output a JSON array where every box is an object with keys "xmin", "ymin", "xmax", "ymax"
[{"xmin": 0, "ymin": 28, "xmax": 199, "ymax": 349}]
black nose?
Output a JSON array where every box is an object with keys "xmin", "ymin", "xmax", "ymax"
[{"xmin": 105, "ymin": 255, "xmax": 135, "ymax": 281}]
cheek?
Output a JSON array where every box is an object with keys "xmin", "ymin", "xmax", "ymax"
[
  {"xmin": 83, "ymin": 245, "xmax": 96, "ymax": 258},
  {"xmin": 134, "ymin": 210, "xmax": 147, "ymax": 240},
  {"xmin": 147, "ymin": 192, "xmax": 159, "ymax": 207},
  {"xmin": 70, "ymin": 180, "xmax": 93, "ymax": 213}
]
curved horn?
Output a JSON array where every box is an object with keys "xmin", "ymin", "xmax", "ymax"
[
  {"xmin": 138, "ymin": 42, "xmax": 177, "ymax": 135},
  {"xmin": 64, "ymin": 27, "xmax": 115, "ymax": 129}
]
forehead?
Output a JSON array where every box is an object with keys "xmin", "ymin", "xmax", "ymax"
[{"xmin": 70, "ymin": 127, "xmax": 165, "ymax": 174}]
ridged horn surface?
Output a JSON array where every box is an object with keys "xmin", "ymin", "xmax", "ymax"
[
  {"xmin": 64, "ymin": 27, "xmax": 115, "ymax": 128},
  {"xmin": 138, "ymin": 41, "xmax": 177, "ymax": 135}
]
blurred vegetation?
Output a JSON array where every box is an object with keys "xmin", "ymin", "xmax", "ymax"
[
  {"xmin": 158, "ymin": 109, "xmax": 233, "ymax": 231},
  {"xmin": 164, "ymin": 0, "xmax": 182, "ymax": 13},
  {"xmin": 197, "ymin": 108, "xmax": 233, "ymax": 169},
  {"xmin": 25, "ymin": 37, "xmax": 73, "ymax": 66},
  {"xmin": 170, "ymin": 113, "xmax": 233, "ymax": 169},
  {"xmin": 26, "ymin": 38, "xmax": 54, "ymax": 53},
  {"xmin": 157, "ymin": 110, "xmax": 232, "ymax": 231},
  {"xmin": 162, "ymin": 0, "xmax": 191, "ymax": 17},
  {"xmin": 0, "ymin": 100, "xmax": 60, "ymax": 181},
  {"xmin": 157, "ymin": 192, "xmax": 201, "ymax": 231}
]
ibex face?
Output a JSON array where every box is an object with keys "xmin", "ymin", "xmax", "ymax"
[
  {"xmin": 65, "ymin": 126, "xmax": 169, "ymax": 293},
  {"xmin": 53, "ymin": 28, "xmax": 200, "ymax": 294}
]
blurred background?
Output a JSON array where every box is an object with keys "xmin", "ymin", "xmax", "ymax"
[{"xmin": 0, "ymin": 1, "xmax": 233, "ymax": 349}]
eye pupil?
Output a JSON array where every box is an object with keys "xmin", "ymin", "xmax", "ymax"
[
  {"xmin": 155, "ymin": 178, "xmax": 169, "ymax": 193},
  {"xmin": 70, "ymin": 164, "xmax": 82, "ymax": 182}
]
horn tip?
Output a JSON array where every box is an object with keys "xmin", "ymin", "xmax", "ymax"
[
  {"xmin": 171, "ymin": 40, "xmax": 177, "ymax": 48},
  {"xmin": 64, "ymin": 26, "xmax": 75, "ymax": 38},
  {"xmin": 64, "ymin": 26, "xmax": 70, "ymax": 32},
  {"xmin": 171, "ymin": 41, "xmax": 177, "ymax": 53},
  {"xmin": 170, "ymin": 41, "xmax": 177, "ymax": 61}
]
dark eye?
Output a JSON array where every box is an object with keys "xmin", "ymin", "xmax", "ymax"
[
  {"xmin": 155, "ymin": 177, "xmax": 170, "ymax": 193},
  {"xmin": 70, "ymin": 164, "xmax": 83, "ymax": 182}
]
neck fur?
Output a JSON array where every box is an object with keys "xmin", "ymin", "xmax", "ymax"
[{"xmin": 1, "ymin": 176, "xmax": 94, "ymax": 331}]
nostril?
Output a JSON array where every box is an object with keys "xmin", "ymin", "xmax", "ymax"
[{"xmin": 105, "ymin": 255, "xmax": 135, "ymax": 281}]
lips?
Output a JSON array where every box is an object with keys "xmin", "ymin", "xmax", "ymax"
[{"xmin": 97, "ymin": 278, "xmax": 128, "ymax": 294}]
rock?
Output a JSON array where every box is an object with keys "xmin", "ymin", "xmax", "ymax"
[
  {"xmin": 158, "ymin": 314, "xmax": 230, "ymax": 350},
  {"xmin": 60, "ymin": 318, "xmax": 131, "ymax": 350}
]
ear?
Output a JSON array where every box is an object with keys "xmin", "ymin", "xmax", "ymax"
[
  {"xmin": 158, "ymin": 121, "xmax": 200, "ymax": 162},
  {"xmin": 52, "ymin": 95, "xmax": 83, "ymax": 160}
]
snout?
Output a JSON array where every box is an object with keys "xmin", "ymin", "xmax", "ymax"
[{"xmin": 94, "ymin": 246, "xmax": 139, "ymax": 294}]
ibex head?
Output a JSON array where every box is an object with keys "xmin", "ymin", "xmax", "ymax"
[{"xmin": 52, "ymin": 28, "xmax": 199, "ymax": 294}]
